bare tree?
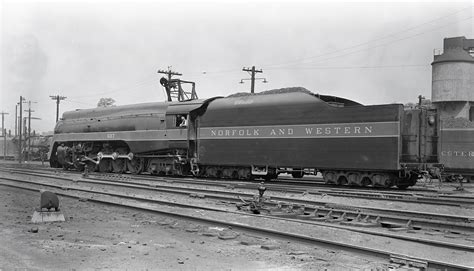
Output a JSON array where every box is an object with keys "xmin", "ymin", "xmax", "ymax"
[{"xmin": 97, "ymin": 98, "xmax": 116, "ymax": 107}]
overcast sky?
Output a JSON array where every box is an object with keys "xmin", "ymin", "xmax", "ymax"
[{"xmin": 1, "ymin": 0, "xmax": 473, "ymax": 133}]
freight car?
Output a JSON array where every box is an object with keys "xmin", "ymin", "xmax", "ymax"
[
  {"xmin": 439, "ymin": 118, "xmax": 474, "ymax": 182},
  {"xmin": 49, "ymin": 89, "xmax": 441, "ymax": 189},
  {"xmin": 0, "ymin": 136, "xmax": 19, "ymax": 160}
]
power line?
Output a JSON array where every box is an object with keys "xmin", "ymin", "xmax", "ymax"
[
  {"xmin": 183, "ymin": 10, "xmax": 472, "ymax": 76},
  {"xmin": 65, "ymin": 99, "xmax": 96, "ymax": 107},
  {"xmin": 265, "ymin": 64, "xmax": 430, "ymax": 71},
  {"xmin": 62, "ymin": 7, "xmax": 472, "ymax": 102},
  {"xmin": 69, "ymin": 75, "xmax": 157, "ymax": 99},
  {"xmin": 188, "ymin": 67, "xmax": 242, "ymax": 76},
  {"xmin": 265, "ymin": 15, "xmax": 473, "ymax": 69},
  {"xmin": 262, "ymin": 5, "xmax": 474, "ymax": 68}
]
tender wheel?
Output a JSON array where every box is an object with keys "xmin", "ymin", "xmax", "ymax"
[
  {"xmin": 361, "ymin": 177, "xmax": 372, "ymax": 187},
  {"xmin": 397, "ymin": 185, "xmax": 409, "ymax": 190},
  {"xmin": 127, "ymin": 158, "xmax": 144, "ymax": 174},
  {"xmin": 231, "ymin": 171, "xmax": 239, "ymax": 179},
  {"xmin": 337, "ymin": 175, "xmax": 349, "ymax": 186},
  {"xmin": 291, "ymin": 171, "xmax": 304, "ymax": 179}
]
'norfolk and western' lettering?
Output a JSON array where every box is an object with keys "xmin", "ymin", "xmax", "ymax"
[
  {"xmin": 441, "ymin": 150, "xmax": 474, "ymax": 157},
  {"xmin": 200, "ymin": 122, "xmax": 399, "ymax": 139}
]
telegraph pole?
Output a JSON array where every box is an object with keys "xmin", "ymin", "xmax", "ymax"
[
  {"xmin": 242, "ymin": 66, "xmax": 263, "ymax": 93},
  {"xmin": 1, "ymin": 111, "xmax": 9, "ymax": 160},
  {"xmin": 50, "ymin": 94, "xmax": 67, "ymax": 122},
  {"xmin": 24, "ymin": 101, "xmax": 34, "ymax": 162},
  {"xmin": 15, "ymin": 104, "xmax": 18, "ymax": 137},
  {"xmin": 18, "ymin": 96, "xmax": 24, "ymax": 163},
  {"xmin": 241, "ymin": 66, "xmax": 267, "ymax": 93},
  {"xmin": 158, "ymin": 67, "xmax": 182, "ymax": 102}
]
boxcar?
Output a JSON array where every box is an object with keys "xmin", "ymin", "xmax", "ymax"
[{"xmin": 440, "ymin": 128, "xmax": 474, "ymax": 181}]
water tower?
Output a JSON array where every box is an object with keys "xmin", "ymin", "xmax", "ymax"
[
  {"xmin": 431, "ymin": 36, "xmax": 474, "ymax": 120},
  {"xmin": 432, "ymin": 36, "xmax": 474, "ymax": 181}
]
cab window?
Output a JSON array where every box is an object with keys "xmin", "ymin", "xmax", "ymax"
[{"xmin": 176, "ymin": 115, "xmax": 188, "ymax": 127}]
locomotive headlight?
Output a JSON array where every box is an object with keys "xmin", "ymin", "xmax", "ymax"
[{"xmin": 428, "ymin": 115, "xmax": 436, "ymax": 126}]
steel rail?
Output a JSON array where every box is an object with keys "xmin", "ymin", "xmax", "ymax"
[
  {"xmin": 0, "ymin": 170, "xmax": 473, "ymax": 233},
  {"xmin": 83, "ymin": 170, "xmax": 474, "ymax": 206},
  {"xmin": 77, "ymin": 177, "xmax": 474, "ymax": 227},
  {"xmin": 3, "ymin": 162, "xmax": 474, "ymax": 195},
  {"xmin": 0, "ymin": 178, "xmax": 472, "ymax": 270},
  {"xmin": 2, "ymin": 167, "xmax": 472, "ymax": 208},
  {"xmin": 1, "ymin": 174, "xmax": 473, "ymax": 244},
  {"xmin": 1, "ymin": 165, "xmax": 471, "ymax": 203}
]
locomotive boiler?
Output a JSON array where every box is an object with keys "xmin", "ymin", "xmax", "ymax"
[
  {"xmin": 49, "ymin": 89, "xmax": 441, "ymax": 189},
  {"xmin": 49, "ymin": 98, "xmax": 213, "ymax": 175}
]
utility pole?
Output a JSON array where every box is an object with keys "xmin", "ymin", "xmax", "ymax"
[
  {"xmin": 24, "ymin": 101, "xmax": 35, "ymax": 162},
  {"xmin": 158, "ymin": 67, "xmax": 182, "ymax": 102},
  {"xmin": 417, "ymin": 94, "xmax": 425, "ymax": 163},
  {"xmin": 15, "ymin": 104, "xmax": 18, "ymax": 137},
  {"xmin": 18, "ymin": 96, "xmax": 25, "ymax": 163},
  {"xmin": 1, "ymin": 111, "xmax": 9, "ymax": 160},
  {"xmin": 242, "ymin": 66, "xmax": 264, "ymax": 93},
  {"xmin": 50, "ymin": 94, "xmax": 67, "ymax": 122}
]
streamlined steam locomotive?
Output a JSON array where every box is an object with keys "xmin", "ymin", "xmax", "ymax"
[{"xmin": 49, "ymin": 89, "xmax": 441, "ymax": 189}]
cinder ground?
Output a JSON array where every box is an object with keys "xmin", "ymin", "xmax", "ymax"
[{"xmin": 0, "ymin": 185, "xmax": 390, "ymax": 270}]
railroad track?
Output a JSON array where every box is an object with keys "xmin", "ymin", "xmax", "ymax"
[
  {"xmin": 4, "ymin": 171, "xmax": 473, "ymax": 234},
  {"xmin": 2, "ymin": 163, "xmax": 470, "ymax": 194},
  {"xmin": 1, "ymin": 168, "xmax": 474, "ymax": 235},
  {"xmin": 0, "ymin": 172, "xmax": 473, "ymax": 270},
  {"xmin": 3, "ymin": 165, "xmax": 473, "ymax": 210},
  {"xmin": 0, "ymin": 163, "xmax": 453, "ymax": 192}
]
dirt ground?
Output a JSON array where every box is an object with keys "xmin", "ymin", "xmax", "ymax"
[{"xmin": 0, "ymin": 185, "xmax": 391, "ymax": 270}]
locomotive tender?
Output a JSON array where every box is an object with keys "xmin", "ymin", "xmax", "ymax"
[
  {"xmin": 49, "ymin": 89, "xmax": 440, "ymax": 189},
  {"xmin": 439, "ymin": 126, "xmax": 474, "ymax": 181}
]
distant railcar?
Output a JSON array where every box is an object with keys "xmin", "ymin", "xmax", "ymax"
[
  {"xmin": 49, "ymin": 89, "xmax": 441, "ymax": 189},
  {"xmin": 439, "ymin": 127, "xmax": 474, "ymax": 181},
  {"xmin": 0, "ymin": 136, "xmax": 19, "ymax": 160}
]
